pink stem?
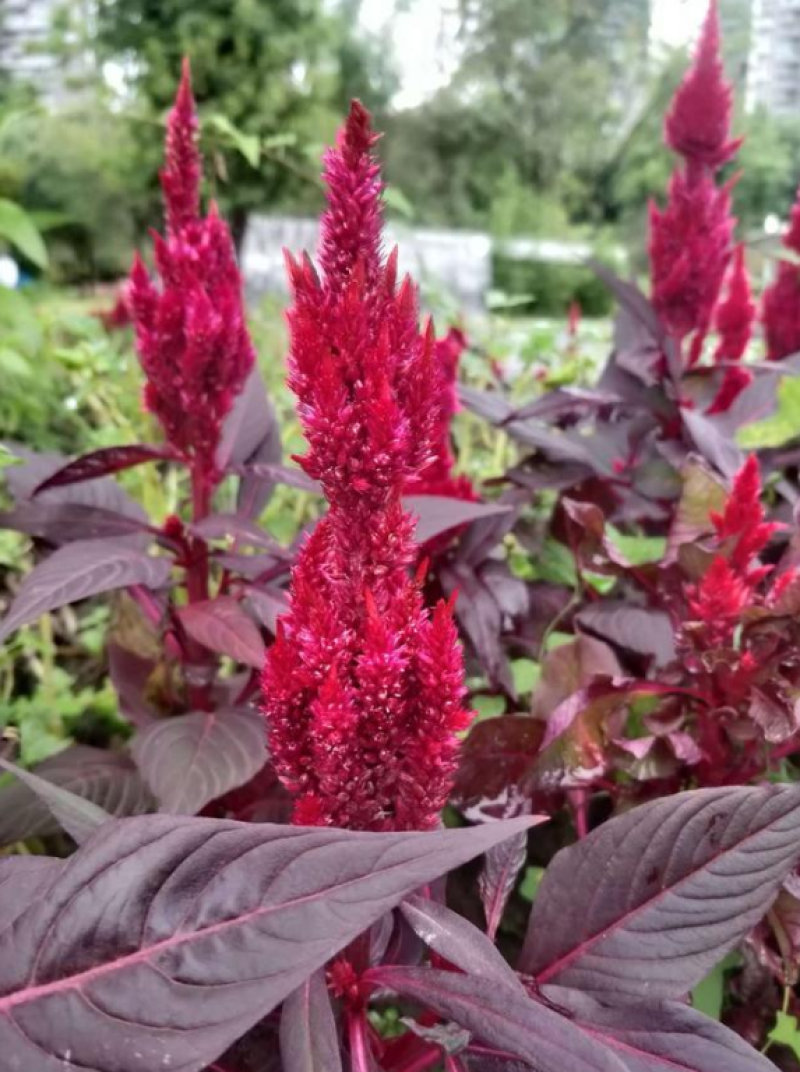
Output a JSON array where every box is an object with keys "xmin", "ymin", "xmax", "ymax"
[{"xmin": 348, "ymin": 1011, "xmax": 372, "ymax": 1072}]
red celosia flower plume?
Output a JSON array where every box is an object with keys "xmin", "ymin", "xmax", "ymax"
[
  {"xmin": 128, "ymin": 61, "xmax": 254, "ymax": 483},
  {"xmin": 649, "ymin": 169, "xmax": 735, "ymax": 349},
  {"xmin": 650, "ymin": 0, "xmax": 740, "ymax": 364},
  {"xmin": 763, "ymin": 183, "xmax": 800, "ymax": 361},
  {"xmin": 664, "ymin": 0, "xmax": 741, "ymax": 171},
  {"xmin": 685, "ymin": 457, "xmax": 780, "ymax": 648},
  {"xmin": 262, "ymin": 101, "xmax": 472, "ymax": 832},
  {"xmin": 714, "ymin": 245, "xmax": 755, "ymax": 363}
]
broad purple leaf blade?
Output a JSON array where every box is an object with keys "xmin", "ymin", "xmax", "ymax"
[
  {"xmin": 403, "ymin": 496, "xmax": 512, "ymax": 545},
  {"xmin": 32, "ymin": 444, "xmax": 175, "ymax": 496},
  {"xmin": 480, "ymin": 831, "xmax": 529, "ymax": 941},
  {"xmin": 0, "ymin": 758, "xmax": 109, "ymax": 845},
  {"xmin": 131, "ymin": 707, "xmax": 267, "ymax": 815},
  {"xmin": 400, "ymin": 894, "xmax": 524, "ymax": 992},
  {"xmin": 374, "ymin": 969, "xmax": 621, "ymax": 1072},
  {"xmin": 521, "ymin": 785, "xmax": 800, "ymax": 1002},
  {"xmin": 191, "ymin": 513, "xmax": 290, "ymax": 557},
  {"xmin": 0, "ymin": 540, "xmax": 172, "ymax": 644},
  {"xmin": 682, "ymin": 409, "xmax": 743, "ymax": 479},
  {"xmin": 3, "ymin": 444, "xmax": 148, "ymax": 523},
  {"xmin": 280, "ymin": 969, "xmax": 342, "ymax": 1072},
  {"xmin": 0, "ymin": 813, "xmax": 534, "ymax": 1072},
  {"xmin": 576, "ymin": 604, "xmax": 676, "ymax": 667},
  {"xmin": 0, "ymin": 502, "xmax": 153, "ymax": 546},
  {"xmin": 548, "ymin": 987, "xmax": 777, "ymax": 1072},
  {"xmin": 0, "ymin": 746, "xmax": 153, "ymax": 847},
  {"xmin": 178, "ymin": 597, "xmax": 266, "ymax": 669},
  {"xmin": 0, "ymin": 857, "xmax": 62, "ymax": 934},
  {"xmin": 245, "ymin": 584, "xmax": 290, "ymax": 634}
]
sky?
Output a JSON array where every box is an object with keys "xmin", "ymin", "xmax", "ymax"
[{"xmin": 360, "ymin": 0, "xmax": 711, "ymax": 109}]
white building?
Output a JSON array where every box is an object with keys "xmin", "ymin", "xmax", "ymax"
[
  {"xmin": 0, "ymin": 0, "xmax": 92, "ymax": 103},
  {"xmin": 747, "ymin": 0, "xmax": 800, "ymax": 115}
]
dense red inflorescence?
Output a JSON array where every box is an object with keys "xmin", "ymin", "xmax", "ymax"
[
  {"xmin": 649, "ymin": 0, "xmax": 743, "ymax": 367},
  {"xmin": 763, "ymin": 184, "xmax": 800, "ymax": 361},
  {"xmin": 261, "ymin": 101, "xmax": 472, "ymax": 831},
  {"xmin": 684, "ymin": 457, "xmax": 781, "ymax": 649},
  {"xmin": 128, "ymin": 61, "xmax": 254, "ymax": 483}
]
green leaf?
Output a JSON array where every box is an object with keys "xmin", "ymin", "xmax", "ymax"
[
  {"xmin": 769, "ymin": 1011, "xmax": 800, "ymax": 1059},
  {"xmin": 512, "ymin": 659, "xmax": 541, "ymax": 697},
  {"xmin": 383, "ymin": 186, "xmax": 415, "ymax": 220},
  {"xmin": 0, "ymin": 445, "xmax": 22, "ymax": 470},
  {"xmin": 206, "ymin": 115, "xmax": 261, "ymax": 168},
  {"xmin": 472, "ymin": 695, "xmax": 507, "ymax": 722},
  {"xmin": 519, "ymin": 866, "xmax": 545, "ymax": 903},
  {"xmin": 534, "ymin": 539, "xmax": 577, "ymax": 587},
  {"xmin": 606, "ymin": 526, "xmax": 666, "ymax": 566},
  {"xmin": 0, "ymin": 199, "xmax": 48, "ymax": 269},
  {"xmin": 690, "ymin": 953, "xmax": 740, "ymax": 1020},
  {"xmin": 738, "ymin": 376, "xmax": 800, "ymax": 449}
]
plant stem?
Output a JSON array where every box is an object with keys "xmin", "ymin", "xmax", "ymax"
[
  {"xmin": 348, "ymin": 1011, "xmax": 372, "ymax": 1072},
  {"xmin": 185, "ymin": 464, "xmax": 213, "ymax": 709}
]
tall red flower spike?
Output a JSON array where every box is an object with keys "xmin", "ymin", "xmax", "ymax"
[
  {"xmin": 128, "ymin": 60, "xmax": 255, "ymax": 486},
  {"xmin": 714, "ymin": 245, "xmax": 755, "ymax": 363},
  {"xmin": 261, "ymin": 101, "xmax": 472, "ymax": 832},
  {"xmin": 649, "ymin": 169, "xmax": 735, "ymax": 349},
  {"xmin": 686, "ymin": 456, "xmax": 781, "ymax": 648},
  {"xmin": 650, "ymin": 0, "xmax": 740, "ymax": 364},
  {"xmin": 664, "ymin": 0, "xmax": 741, "ymax": 171},
  {"xmin": 763, "ymin": 183, "xmax": 800, "ymax": 361},
  {"xmin": 406, "ymin": 328, "xmax": 476, "ymax": 503}
]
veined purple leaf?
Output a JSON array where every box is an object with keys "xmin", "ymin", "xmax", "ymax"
[
  {"xmin": 0, "ymin": 758, "xmax": 109, "ymax": 845},
  {"xmin": 0, "ymin": 539, "xmax": 171, "ymax": 644},
  {"xmin": 454, "ymin": 717, "xmax": 545, "ymax": 806},
  {"xmin": 0, "ymin": 746, "xmax": 153, "ymax": 847},
  {"xmin": 3, "ymin": 445, "xmax": 147, "ymax": 522},
  {"xmin": 32, "ymin": 444, "xmax": 176, "ymax": 496},
  {"xmin": 191, "ymin": 513, "xmax": 290, "ymax": 557},
  {"xmin": 0, "ymin": 502, "xmax": 153, "ymax": 546},
  {"xmin": 547, "ymin": 987, "xmax": 777, "ymax": 1072},
  {"xmin": 403, "ymin": 496, "xmax": 512, "ymax": 545},
  {"xmin": 480, "ymin": 831, "xmax": 530, "ymax": 941},
  {"xmin": 682, "ymin": 409, "xmax": 743, "ymax": 479},
  {"xmin": 280, "ymin": 969, "xmax": 342, "ymax": 1072},
  {"xmin": 441, "ymin": 561, "xmax": 514, "ymax": 696},
  {"xmin": 234, "ymin": 461, "xmax": 320, "ymax": 494},
  {"xmin": 0, "ymin": 857, "xmax": 62, "ymax": 934},
  {"xmin": 218, "ymin": 367, "xmax": 280, "ymax": 468},
  {"xmin": 178, "ymin": 597, "xmax": 266, "ymax": 669},
  {"xmin": 245, "ymin": 584, "xmax": 290, "ymax": 634},
  {"xmin": 372, "ymin": 969, "xmax": 621, "ymax": 1072},
  {"xmin": 401, "ymin": 894, "xmax": 524, "ymax": 992},
  {"xmin": 520, "ymin": 785, "xmax": 800, "ymax": 1002},
  {"xmin": 576, "ymin": 604, "xmax": 676, "ymax": 667},
  {"xmin": 131, "ymin": 707, "xmax": 267, "ymax": 815},
  {"xmin": 0, "ymin": 813, "xmax": 534, "ymax": 1072}
]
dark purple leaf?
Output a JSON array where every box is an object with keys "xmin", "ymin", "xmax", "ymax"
[
  {"xmin": 547, "ymin": 987, "xmax": 777, "ymax": 1072},
  {"xmin": 682, "ymin": 410, "xmax": 743, "ymax": 479},
  {"xmin": 441, "ymin": 562, "xmax": 514, "ymax": 696},
  {"xmin": 589, "ymin": 262, "xmax": 665, "ymax": 344},
  {"xmin": 504, "ymin": 387, "xmax": 622, "ymax": 424},
  {"xmin": 0, "ymin": 746, "xmax": 153, "ymax": 847},
  {"xmin": 216, "ymin": 552, "xmax": 287, "ymax": 580},
  {"xmin": 401, "ymin": 894, "xmax": 525, "ymax": 991},
  {"xmin": 0, "ymin": 857, "xmax": 62, "ymax": 933},
  {"xmin": 0, "ymin": 813, "xmax": 533, "ymax": 1072},
  {"xmin": 454, "ymin": 717, "xmax": 545, "ymax": 806},
  {"xmin": 576, "ymin": 604, "xmax": 677, "ymax": 667},
  {"xmin": 32, "ymin": 444, "xmax": 175, "ymax": 496},
  {"xmin": 218, "ymin": 368, "xmax": 280, "ymax": 470},
  {"xmin": 178, "ymin": 598, "xmax": 266, "ymax": 669},
  {"xmin": 234, "ymin": 462, "xmax": 320, "ymax": 494},
  {"xmin": 0, "ymin": 540, "xmax": 172, "ymax": 644},
  {"xmin": 245, "ymin": 585, "xmax": 290, "ymax": 634},
  {"xmin": 132, "ymin": 706, "xmax": 267, "ymax": 815},
  {"xmin": 373, "ymin": 969, "xmax": 620, "ymax": 1072},
  {"xmin": 520, "ymin": 785, "xmax": 800, "ymax": 1002},
  {"xmin": 0, "ymin": 758, "xmax": 109, "ymax": 845},
  {"xmin": 3, "ymin": 445, "xmax": 147, "ymax": 522},
  {"xmin": 107, "ymin": 643, "xmax": 158, "ymax": 727},
  {"xmin": 480, "ymin": 831, "xmax": 529, "ymax": 941},
  {"xmin": 280, "ymin": 970, "xmax": 342, "ymax": 1072},
  {"xmin": 0, "ymin": 502, "xmax": 153, "ymax": 546},
  {"xmin": 457, "ymin": 494, "xmax": 526, "ymax": 569},
  {"xmin": 191, "ymin": 514, "xmax": 290, "ymax": 557},
  {"xmin": 404, "ymin": 496, "xmax": 512, "ymax": 545}
]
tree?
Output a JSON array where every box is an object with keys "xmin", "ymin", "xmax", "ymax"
[{"xmin": 95, "ymin": 0, "xmax": 395, "ymax": 240}]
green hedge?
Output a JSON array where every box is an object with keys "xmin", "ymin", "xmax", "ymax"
[{"xmin": 492, "ymin": 254, "xmax": 614, "ymax": 316}]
